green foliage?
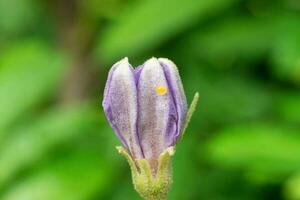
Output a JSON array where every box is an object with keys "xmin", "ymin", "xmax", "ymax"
[
  {"xmin": 0, "ymin": 40, "xmax": 69, "ymax": 135},
  {"xmin": 276, "ymin": 92, "xmax": 300, "ymax": 123},
  {"xmin": 183, "ymin": 66, "xmax": 272, "ymax": 126},
  {"xmin": 181, "ymin": 16, "xmax": 275, "ymax": 68},
  {"xmin": 0, "ymin": 0, "xmax": 39, "ymax": 35},
  {"xmin": 285, "ymin": 173, "xmax": 300, "ymax": 200},
  {"xmin": 205, "ymin": 123, "xmax": 300, "ymax": 183},
  {"xmin": 0, "ymin": 104, "xmax": 101, "ymax": 185},
  {"xmin": 271, "ymin": 13, "xmax": 300, "ymax": 85},
  {"xmin": 1, "ymin": 0, "xmax": 300, "ymax": 199},
  {"xmin": 0, "ymin": 150, "xmax": 114, "ymax": 200},
  {"xmin": 98, "ymin": 0, "xmax": 238, "ymax": 63},
  {"xmin": 79, "ymin": 0, "xmax": 124, "ymax": 20}
]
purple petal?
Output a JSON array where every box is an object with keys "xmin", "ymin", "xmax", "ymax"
[
  {"xmin": 158, "ymin": 58, "xmax": 188, "ymax": 143},
  {"xmin": 137, "ymin": 58, "xmax": 177, "ymax": 168},
  {"xmin": 134, "ymin": 64, "xmax": 144, "ymax": 84},
  {"xmin": 102, "ymin": 58, "xmax": 143, "ymax": 159}
]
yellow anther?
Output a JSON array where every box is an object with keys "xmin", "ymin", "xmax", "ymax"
[{"xmin": 155, "ymin": 86, "xmax": 167, "ymax": 95}]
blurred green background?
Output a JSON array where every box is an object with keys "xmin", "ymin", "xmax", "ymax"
[{"xmin": 0, "ymin": 0, "xmax": 300, "ymax": 199}]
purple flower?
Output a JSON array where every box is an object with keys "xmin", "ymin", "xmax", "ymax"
[
  {"xmin": 102, "ymin": 57, "xmax": 198, "ymax": 199},
  {"xmin": 103, "ymin": 57, "xmax": 188, "ymax": 165}
]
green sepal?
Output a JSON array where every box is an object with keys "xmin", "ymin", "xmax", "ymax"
[
  {"xmin": 181, "ymin": 92, "xmax": 199, "ymax": 139},
  {"xmin": 116, "ymin": 146, "xmax": 175, "ymax": 200}
]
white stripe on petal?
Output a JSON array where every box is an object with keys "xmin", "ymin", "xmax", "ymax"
[{"xmin": 137, "ymin": 58, "xmax": 175, "ymax": 169}]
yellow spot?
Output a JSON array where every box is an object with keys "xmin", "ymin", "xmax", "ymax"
[{"xmin": 156, "ymin": 86, "xmax": 167, "ymax": 95}]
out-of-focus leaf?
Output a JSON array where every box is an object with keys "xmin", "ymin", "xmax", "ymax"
[
  {"xmin": 285, "ymin": 172, "xmax": 300, "ymax": 200},
  {"xmin": 276, "ymin": 92, "xmax": 300, "ymax": 124},
  {"xmin": 0, "ymin": 0, "xmax": 38, "ymax": 35},
  {"xmin": 110, "ymin": 179, "xmax": 140, "ymax": 200},
  {"xmin": 183, "ymin": 65, "xmax": 272, "ymax": 127},
  {"xmin": 205, "ymin": 123, "xmax": 300, "ymax": 183},
  {"xmin": 270, "ymin": 13, "xmax": 300, "ymax": 85},
  {"xmin": 169, "ymin": 137, "xmax": 203, "ymax": 199},
  {"xmin": 79, "ymin": 0, "xmax": 124, "ymax": 20},
  {"xmin": 0, "ymin": 40, "xmax": 69, "ymax": 134},
  {"xmin": 97, "ymin": 0, "xmax": 237, "ymax": 63},
  {"xmin": 0, "ymin": 104, "xmax": 103, "ymax": 186},
  {"xmin": 1, "ymin": 150, "xmax": 114, "ymax": 200},
  {"xmin": 180, "ymin": 16, "xmax": 274, "ymax": 68}
]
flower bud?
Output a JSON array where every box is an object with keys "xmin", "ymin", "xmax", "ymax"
[{"xmin": 102, "ymin": 57, "xmax": 198, "ymax": 199}]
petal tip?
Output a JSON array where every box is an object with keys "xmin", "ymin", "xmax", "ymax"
[
  {"xmin": 114, "ymin": 57, "xmax": 133, "ymax": 75},
  {"xmin": 117, "ymin": 57, "xmax": 129, "ymax": 66},
  {"xmin": 158, "ymin": 58, "xmax": 178, "ymax": 70},
  {"xmin": 145, "ymin": 57, "xmax": 159, "ymax": 65},
  {"xmin": 143, "ymin": 57, "xmax": 162, "ymax": 72},
  {"xmin": 158, "ymin": 58, "xmax": 172, "ymax": 63}
]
